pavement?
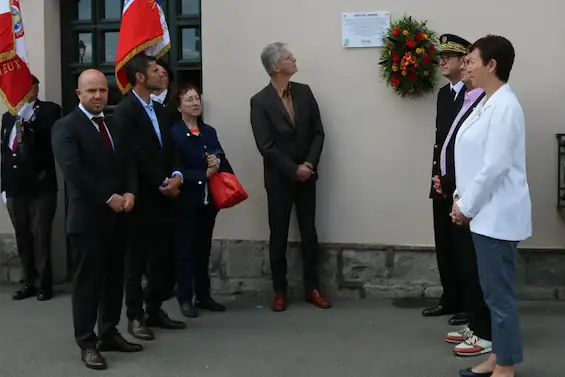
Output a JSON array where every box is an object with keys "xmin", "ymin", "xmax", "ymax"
[{"xmin": 0, "ymin": 284, "xmax": 563, "ymax": 377}]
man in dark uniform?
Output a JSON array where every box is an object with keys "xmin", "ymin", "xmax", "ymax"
[
  {"xmin": 1, "ymin": 75, "xmax": 61, "ymax": 301},
  {"xmin": 423, "ymin": 34, "xmax": 470, "ymax": 325}
]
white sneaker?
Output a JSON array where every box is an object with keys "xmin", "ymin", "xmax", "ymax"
[{"xmin": 453, "ymin": 335, "xmax": 492, "ymax": 356}]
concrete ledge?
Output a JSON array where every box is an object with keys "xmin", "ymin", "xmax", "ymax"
[{"xmin": 2, "ymin": 234, "xmax": 565, "ymax": 301}]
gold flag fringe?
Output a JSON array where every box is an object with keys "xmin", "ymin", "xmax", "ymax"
[
  {"xmin": 115, "ymin": 35, "xmax": 166, "ymax": 94},
  {"xmin": 0, "ymin": 85, "xmax": 35, "ymax": 116}
]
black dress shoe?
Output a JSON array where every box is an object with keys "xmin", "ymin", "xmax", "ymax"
[
  {"xmin": 127, "ymin": 318, "xmax": 155, "ymax": 340},
  {"xmin": 459, "ymin": 367, "xmax": 492, "ymax": 377},
  {"xmin": 449, "ymin": 313, "xmax": 470, "ymax": 326},
  {"xmin": 97, "ymin": 333, "xmax": 143, "ymax": 352},
  {"xmin": 81, "ymin": 348, "xmax": 107, "ymax": 370},
  {"xmin": 422, "ymin": 304, "xmax": 456, "ymax": 317},
  {"xmin": 196, "ymin": 298, "xmax": 226, "ymax": 312},
  {"xmin": 12, "ymin": 286, "xmax": 37, "ymax": 300},
  {"xmin": 36, "ymin": 289, "xmax": 53, "ymax": 301},
  {"xmin": 180, "ymin": 302, "xmax": 199, "ymax": 318},
  {"xmin": 146, "ymin": 310, "xmax": 186, "ymax": 329}
]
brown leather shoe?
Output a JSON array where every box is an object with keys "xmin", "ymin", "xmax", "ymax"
[
  {"xmin": 127, "ymin": 318, "xmax": 155, "ymax": 340},
  {"xmin": 271, "ymin": 292, "xmax": 288, "ymax": 312},
  {"xmin": 305, "ymin": 289, "xmax": 332, "ymax": 309},
  {"xmin": 81, "ymin": 348, "xmax": 107, "ymax": 370},
  {"xmin": 97, "ymin": 333, "xmax": 143, "ymax": 352},
  {"xmin": 146, "ymin": 310, "xmax": 186, "ymax": 329}
]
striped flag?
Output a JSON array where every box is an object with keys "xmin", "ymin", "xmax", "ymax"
[
  {"xmin": 115, "ymin": 0, "xmax": 171, "ymax": 94},
  {"xmin": 0, "ymin": 0, "xmax": 33, "ymax": 115}
]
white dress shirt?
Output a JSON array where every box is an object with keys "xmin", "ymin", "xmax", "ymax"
[
  {"xmin": 454, "ymin": 84, "xmax": 532, "ymax": 241},
  {"xmin": 150, "ymin": 89, "xmax": 168, "ymax": 105},
  {"xmin": 450, "ymin": 81, "xmax": 464, "ymax": 100},
  {"xmin": 78, "ymin": 103, "xmax": 114, "ymax": 149},
  {"xmin": 78, "ymin": 103, "xmax": 116, "ymax": 203}
]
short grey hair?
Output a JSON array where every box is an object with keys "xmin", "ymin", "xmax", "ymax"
[{"xmin": 260, "ymin": 42, "xmax": 287, "ymax": 76}]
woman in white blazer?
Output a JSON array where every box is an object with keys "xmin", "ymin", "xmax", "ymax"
[{"xmin": 452, "ymin": 35, "xmax": 531, "ymax": 377}]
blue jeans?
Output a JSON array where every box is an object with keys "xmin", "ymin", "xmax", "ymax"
[{"xmin": 471, "ymin": 233, "xmax": 523, "ymax": 366}]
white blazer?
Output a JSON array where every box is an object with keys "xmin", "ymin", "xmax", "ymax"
[{"xmin": 454, "ymin": 84, "xmax": 532, "ymax": 241}]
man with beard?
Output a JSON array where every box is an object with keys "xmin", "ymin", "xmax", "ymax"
[{"xmin": 113, "ymin": 55, "xmax": 186, "ymax": 341}]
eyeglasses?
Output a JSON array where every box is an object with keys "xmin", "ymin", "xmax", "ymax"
[{"xmin": 279, "ymin": 54, "xmax": 295, "ymax": 62}]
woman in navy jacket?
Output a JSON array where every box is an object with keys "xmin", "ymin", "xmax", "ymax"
[{"xmin": 170, "ymin": 83, "xmax": 233, "ymax": 318}]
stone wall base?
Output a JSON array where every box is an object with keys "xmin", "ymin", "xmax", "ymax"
[{"xmin": 2, "ymin": 234, "xmax": 565, "ymax": 301}]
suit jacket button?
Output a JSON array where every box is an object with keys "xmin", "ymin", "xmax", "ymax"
[
  {"xmin": 434, "ymin": 145, "xmax": 438, "ymax": 148},
  {"xmin": 198, "ymin": 181, "xmax": 202, "ymax": 184},
  {"xmin": 433, "ymin": 161, "xmax": 436, "ymax": 165},
  {"xmin": 12, "ymin": 165, "xmax": 17, "ymax": 168}
]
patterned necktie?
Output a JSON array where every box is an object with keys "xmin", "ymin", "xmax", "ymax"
[{"xmin": 92, "ymin": 116, "xmax": 113, "ymax": 151}]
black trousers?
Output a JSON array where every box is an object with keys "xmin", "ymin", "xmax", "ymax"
[
  {"xmin": 266, "ymin": 179, "xmax": 320, "ymax": 293},
  {"xmin": 69, "ymin": 228, "xmax": 125, "ymax": 350},
  {"xmin": 175, "ymin": 202, "xmax": 218, "ymax": 305},
  {"xmin": 453, "ymin": 223, "xmax": 492, "ymax": 340},
  {"xmin": 124, "ymin": 202, "xmax": 176, "ymax": 320},
  {"xmin": 6, "ymin": 191, "xmax": 57, "ymax": 289},
  {"xmin": 432, "ymin": 197, "xmax": 463, "ymax": 312}
]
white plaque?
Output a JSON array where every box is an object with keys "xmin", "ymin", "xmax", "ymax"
[{"xmin": 341, "ymin": 11, "xmax": 391, "ymax": 48}]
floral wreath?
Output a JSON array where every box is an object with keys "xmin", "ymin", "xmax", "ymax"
[{"xmin": 379, "ymin": 15, "xmax": 439, "ymax": 98}]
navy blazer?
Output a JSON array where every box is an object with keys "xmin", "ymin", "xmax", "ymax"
[{"xmin": 171, "ymin": 121, "xmax": 233, "ymax": 206}]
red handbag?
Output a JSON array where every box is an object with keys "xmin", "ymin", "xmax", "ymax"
[{"xmin": 209, "ymin": 172, "xmax": 248, "ymax": 209}]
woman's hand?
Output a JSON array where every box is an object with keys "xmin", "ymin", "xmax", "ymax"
[
  {"xmin": 206, "ymin": 166, "xmax": 219, "ymax": 177},
  {"xmin": 206, "ymin": 153, "xmax": 219, "ymax": 168}
]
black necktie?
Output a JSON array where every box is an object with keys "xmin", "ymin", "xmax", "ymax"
[{"xmin": 451, "ymin": 88, "xmax": 456, "ymax": 100}]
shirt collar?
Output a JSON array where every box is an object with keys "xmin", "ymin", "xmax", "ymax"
[
  {"xmin": 78, "ymin": 103, "xmax": 104, "ymax": 120},
  {"xmin": 483, "ymin": 83, "xmax": 511, "ymax": 110},
  {"xmin": 450, "ymin": 81, "xmax": 464, "ymax": 94},
  {"xmin": 150, "ymin": 89, "xmax": 168, "ymax": 104},
  {"xmin": 271, "ymin": 81, "xmax": 291, "ymax": 97},
  {"xmin": 132, "ymin": 89, "xmax": 153, "ymax": 109},
  {"xmin": 465, "ymin": 87, "xmax": 484, "ymax": 102}
]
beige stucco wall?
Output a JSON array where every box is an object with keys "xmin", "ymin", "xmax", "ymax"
[{"xmin": 202, "ymin": 0, "xmax": 565, "ymax": 248}]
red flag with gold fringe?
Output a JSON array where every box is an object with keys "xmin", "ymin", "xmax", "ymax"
[{"xmin": 0, "ymin": 0, "xmax": 33, "ymax": 115}]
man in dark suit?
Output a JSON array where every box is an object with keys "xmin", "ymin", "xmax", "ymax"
[
  {"xmin": 151, "ymin": 59, "xmax": 174, "ymax": 106},
  {"xmin": 423, "ymin": 34, "xmax": 471, "ymax": 325},
  {"xmin": 434, "ymin": 54, "xmax": 492, "ymax": 357},
  {"xmin": 51, "ymin": 69, "xmax": 142, "ymax": 370},
  {"xmin": 1, "ymin": 75, "xmax": 60, "ymax": 301},
  {"xmin": 113, "ymin": 55, "xmax": 186, "ymax": 341},
  {"xmin": 250, "ymin": 42, "xmax": 330, "ymax": 312}
]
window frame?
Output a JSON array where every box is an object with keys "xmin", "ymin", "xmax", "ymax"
[{"xmin": 60, "ymin": 0, "xmax": 203, "ymax": 116}]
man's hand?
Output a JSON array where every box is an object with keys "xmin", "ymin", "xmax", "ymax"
[
  {"xmin": 108, "ymin": 194, "xmax": 125, "ymax": 212},
  {"xmin": 432, "ymin": 175, "xmax": 443, "ymax": 195},
  {"xmin": 296, "ymin": 164, "xmax": 312, "ymax": 182},
  {"xmin": 451, "ymin": 199, "xmax": 470, "ymax": 226},
  {"xmin": 160, "ymin": 176, "xmax": 182, "ymax": 197},
  {"xmin": 122, "ymin": 193, "xmax": 135, "ymax": 212}
]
